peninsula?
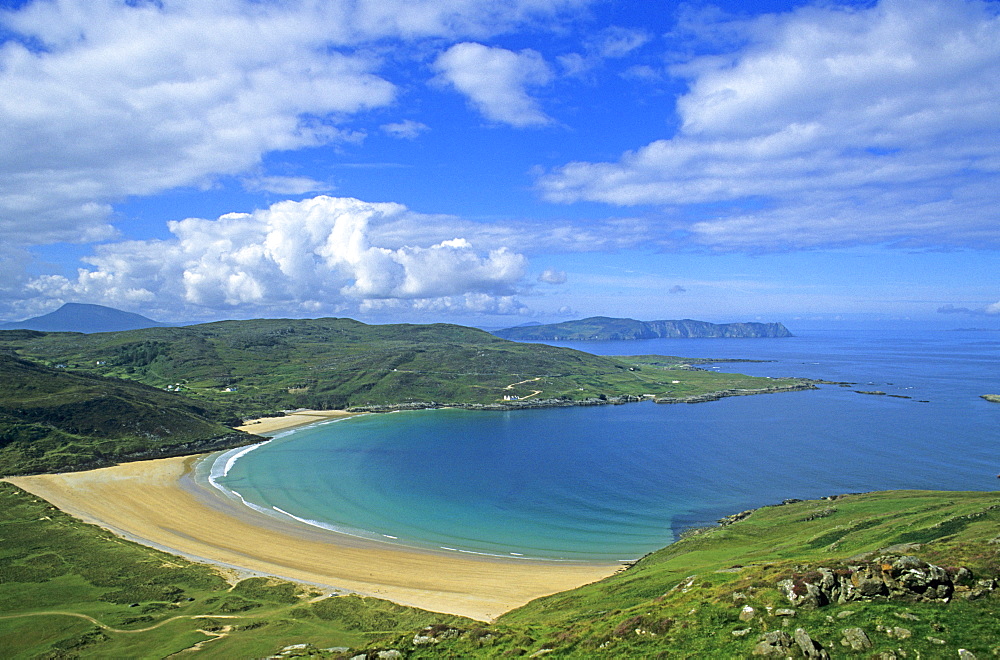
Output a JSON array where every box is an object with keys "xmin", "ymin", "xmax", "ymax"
[
  {"xmin": 493, "ymin": 316, "xmax": 793, "ymax": 341},
  {"xmin": 0, "ymin": 317, "xmax": 811, "ymax": 476}
]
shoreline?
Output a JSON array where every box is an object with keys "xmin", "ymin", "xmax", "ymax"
[
  {"xmin": 235, "ymin": 409, "xmax": 360, "ymax": 434},
  {"xmin": 6, "ymin": 450, "xmax": 618, "ymax": 622}
]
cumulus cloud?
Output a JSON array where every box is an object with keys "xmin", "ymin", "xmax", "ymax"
[
  {"xmin": 28, "ymin": 196, "xmax": 529, "ymax": 318},
  {"xmin": 538, "ymin": 268, "xmax": 567, "ymax": 284},
  {"xmin": 538, "ymin": 0, "xmax": 1000, "ymax": 250},
  {"xmin": 433, "ymin": 42, "xmax": 554, "ymax": 126},
  {"xmin": 0, "ymin": 0, "xmax": 583, "ymax": 246}
]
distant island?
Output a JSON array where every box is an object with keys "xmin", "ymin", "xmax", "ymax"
[{"xmin": 494, "ymin": 316, "xmax": 793, "ymax": 341}]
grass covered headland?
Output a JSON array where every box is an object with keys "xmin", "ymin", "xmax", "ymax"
[
  {"xmin": 0, "ymin": 318, "xmax": 811, "ymax": 418},
  {"xmin": 0, "ymin": 483, "xmax": 996, "ymax": 658}
]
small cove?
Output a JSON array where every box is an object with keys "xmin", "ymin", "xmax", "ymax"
[{"xmin": 211, "ymin": 323, "xmax": 1000, "ymax": 562}]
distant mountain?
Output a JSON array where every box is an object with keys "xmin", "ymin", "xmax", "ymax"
[
  {"xmin": 493, "ymin": 316, "xmax": 793, "ymax": 340},
  {"xmin": 0, "ymin": 303, "xmax": 168, "ymax": 333}
]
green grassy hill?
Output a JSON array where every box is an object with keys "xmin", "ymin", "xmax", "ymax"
[
  {"xmin": 0, "ymin": 318, "xmax": 809, "ymax": 422},
  {"xmin": 0, "ymin": 354, "xmax": 258, "ymax": 475},
  {"xmin": 376, "ymin": 490, "xmax": 1000, "ymax": 658},
  {"xmin": 1, "ymin": 483, "xmax": 996, "ymax": 658}
]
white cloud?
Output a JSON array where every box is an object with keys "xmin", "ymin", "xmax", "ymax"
[
  {"xmin": 538, "ymin": 0, "xmax": 1000, "ymax": 250},
  {"xmin": 0, "ymin": 0, "xmax": 584, "ymax": 246},
  {"xmin": 538, "ymin": 268, "xmax": 567, "ymax": 284},
  {"xmin": 559, "ymin": 26, "xmax": 650, "ymax": 76},
  {"xmin": 381, "ymin": 120, "xmax": 430, "ymax": 139},
  {"xmin": 27, "ymin": 196, "xmax": 529, "ymax": 318},
  {"xmin": 593, "ymin": 26, "xmax": 650, "ymax": 58},
  {"xmin": 243, "ymin": 176, "xmax": 331, "ymax": 195},
  {"xmin": 433, "ymin": 42, "xmax": 554, "ymax": 127}
]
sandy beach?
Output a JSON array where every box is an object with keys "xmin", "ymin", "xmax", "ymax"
[
  {"xmin": 7, "ymin": 414, "xmax": 619, "ymax": 621},
  {"xmin": 235, "ymin": 409, "xmax": 359, "ymax": 434}
]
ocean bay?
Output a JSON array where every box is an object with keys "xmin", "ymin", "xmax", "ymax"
[{"xmin": 214, "ymin": 324, "xmax": 1000, "ymax": 562}]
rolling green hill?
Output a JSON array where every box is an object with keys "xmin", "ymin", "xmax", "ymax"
[
  {"xmin": 376, "ymin": 490, "xmax": 1000, "ymax": 658},
  {"xmin": 1, "ymin": 483, "xmax": 996, "ymax": 658},
  {"xmin": 0, "ymin": 318, "xmax": 809, "ymax": 423},
  {"xmin": 494, "ymin": 316, "xmax": 794, "ymax": 341},
  {"xmin": 0, "ymin": 354, "xmax": 258, "ymax": 475}
]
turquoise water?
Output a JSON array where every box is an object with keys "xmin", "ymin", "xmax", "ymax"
[{"xmin": 213, "ymin": 324, "xmax": 1000, "ymax": 562}]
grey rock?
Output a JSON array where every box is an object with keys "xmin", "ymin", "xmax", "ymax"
[
  {"xmin": 840, "ymin": 627, "xmax": 873, "ymax": 651},
  {"xmin": 794, "ymin": 628, "xmax": 830, "ymax": 659},
  {"xmin": 958, "ymin": 649, "xmax": 978, "ymax": 660},
  {"xmin": 753, "ymin": 630, "xmax": 794, "ymax": 657}
]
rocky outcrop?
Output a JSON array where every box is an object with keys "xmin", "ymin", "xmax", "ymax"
[
  {"xmin": 777, "ymin": 555, "xmax": 995, "ymax": 609},
  {"xmin": 752, "ymin": 629, "xmax": 829, "ymax": 658},
  {"xmin": 654, "ymin": 383, "xmax": 817, "ymax": 404}
]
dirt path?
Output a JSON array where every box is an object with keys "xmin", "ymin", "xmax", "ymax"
[
  {"xmin": 504, "ymin": 377, "xmax": 541, "ymax": 390},
  {"xmin": 0, "ymin": 610, "xmax": 251, "ymax": 635}
]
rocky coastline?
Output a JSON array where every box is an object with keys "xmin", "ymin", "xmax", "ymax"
[
  {"xmin": 652, "ymin": 383, "xmax": 818, "ymax": 404},
  {"xmin": 345, "ymin": 383, "xmax": 817, "ymax": 414}
]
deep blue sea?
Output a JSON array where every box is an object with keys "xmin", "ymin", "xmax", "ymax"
[{"xmin": 211, "ymin": 323, "xmax": 1000, "ymax": 562}]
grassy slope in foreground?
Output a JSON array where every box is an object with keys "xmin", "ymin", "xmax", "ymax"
[
  {"xmin": 1, "ymin": 484, "xmax": 996, "ymax": 658},
  {"xmin": 0, "ymin": 354, "xmax": 259, "ymax": 476},
  {"xmin": 0, "ymin": 482, "xmax": 469, "ymax": 659},
  {"xmin": 385, "ymin": 490, "xmax": 1000, "ymax": 658},
  {"xmin": 0, "ymin": 318, "xmax": 811, "ymax": 422}
]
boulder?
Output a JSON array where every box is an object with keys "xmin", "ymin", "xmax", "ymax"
[
  {"xmin": 753, "ymin": 631, "xmax": 794, "ymax": 657},
  {"xmin": 794, "ymin": 628, "xmax": 830, "ymax": 659},
  {"xmin": 840, "ymin": 627, "xmax": 873, "ymax": 651}
]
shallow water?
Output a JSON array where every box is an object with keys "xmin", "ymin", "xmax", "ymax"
[{"xmin": 214, "ymin": 324, "xmax": 1000, "ymax": 561}]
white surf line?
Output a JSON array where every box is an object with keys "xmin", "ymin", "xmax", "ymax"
[{"xmin": 268, "ymin": 506, "xmax": 383, "ymax": 542}]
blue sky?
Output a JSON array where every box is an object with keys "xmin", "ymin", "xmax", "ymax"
[{"xmin": 1, "ymin": 0, "xmax": 998, "ymax": 327}]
